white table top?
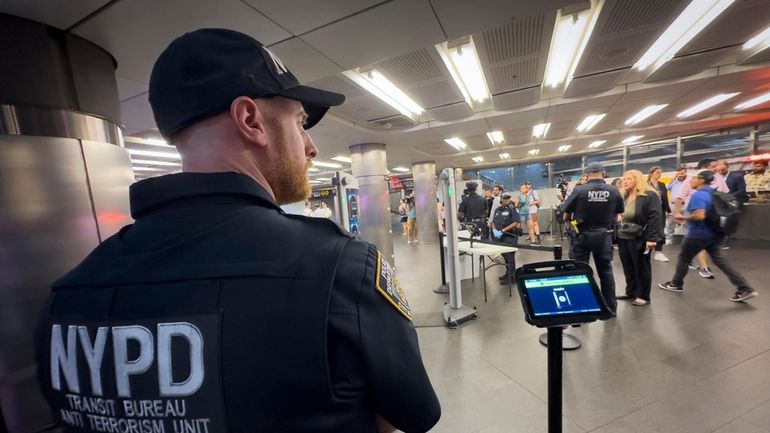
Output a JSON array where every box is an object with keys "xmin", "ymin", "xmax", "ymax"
[{"xmin": 457, "ymin": 240, "xmax": 518, "ymax": 255}]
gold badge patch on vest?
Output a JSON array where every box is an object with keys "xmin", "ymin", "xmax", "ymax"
[{"xmin": 375, "ymin": 251, "xmax": 412, "ymax": 321}]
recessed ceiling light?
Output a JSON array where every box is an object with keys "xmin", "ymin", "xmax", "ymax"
[
  {"xmin": 436, "ymin": 36, "xmax": 491, "ymax": 109},
  {"xmin": 544, "ymin": 0, "xmax": 605, "ymax": 88},
  {"xmin": 393, "ymin": 166, "xmax": 411, "ymax": 172},
  {"xmin": 127, "ymin": 149, "xmax": 181, "ymax": 160},
  {"xmin": 677, "ymin": 93, "xmax": 739, "ymax": 118},
  {"xmin": 532, "ymin": 123, "xmax": 551, "ymax": 139},
  {"xmin": 588, "ymin": 140, "xmax": 607, "ymax": 148},
  {"xmin": 576, "ymin": 113, "xmax": 606, "ymax": 132},
  {"xmin": 444, "ymin": 137, "xmax": 468, "ymax": 150},
  {"xmin": 625, "ymin": 104, "xmax": 668, "ymax": 126},
  {"xmin": 312, "ymin": 161, "xmax": 343, "ymax": 169},
  {"xmin": 743, "ymin": 25, "xmax": 770, "ymax": 50},
  {"xmin": 622, "ymin": 135, "xmax": 644, "ymax": 145},
  {"xmin": 331, "ymin": 155, "xmax": 352, "ymax": 163},
  {"xmin": 472, "ymin": 156, "xmax": 484, "ymax": 163},
  {"xmin": 342, "ymin": 69, "xmax": 424, "ymax": 121},
  {"xmin": 130, "ymin": 159, "xmax": 181, "ymax": 167},
  {"xmin": 735, "ymin": 91, "xmax": 770, "ymax": 110},
  {"xmin": 634, "ymin": 0, "xmax": 735, "ymax": 73},
  {"xmin": 528, "ymin": 149, "xmax": 540, "ymax": 156},
  {"xmin": 499, "ymin": 153, "xmax": 511, "ymax": 160},
  {"xmin": 558, "ymin": 145, "xmax": 572, "ymax": 152},
  {"xmin": 486, "ymin": 131, "xmax": 505, "ymax": 144}
]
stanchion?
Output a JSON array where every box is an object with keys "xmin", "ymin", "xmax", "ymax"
[
  {"xmin": 538, "ymin": 244, "xmax": 582, "ymax": 351},
  {"xmin": 547, "ymin": 327, "xmax": 564, "ymax": 433},
  {"xmin": 433, "ymin": 231, "xmax": 449, "ymax": 294}
]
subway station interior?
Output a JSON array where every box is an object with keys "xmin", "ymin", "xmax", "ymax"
[{"xmin": 3, "ymin": 0, "xmax": 770, "ymax": 432}]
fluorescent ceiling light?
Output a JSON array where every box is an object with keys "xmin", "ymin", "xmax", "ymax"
[
  {"xmin": 634, "ymin": 0, "xmax": 735, "ymax": 72},
  {"xmin": 677, "ymin": 92, "xmax": 739, "ymax": 118},
  {"xmin": 486, "ymin": 131, "xmax": 505, "ymax": 144},
  {"xmin": 308, "ymin": 167, "xmax": 320, "ymax": 172},
  {"xmin": 625, "ymin": 104, "xmax": 668, "ymax": 126},
  {"xmin": 528, "ymin": 149, "xmax": 540, "ymax": 156},
  {"xmin": 315, "ymin": 177, "xmax": 331, "ymax": 181},
  {"xmin": 743, "ymin": 26, "xmax": 770, "ymax": 50},
  {"xmin": 558, "ymin": 145, "xmax": 572, "ymax": 152},
  {"xmin": 735, "ymin": 91, "xmax": 770, "ymax": 110},
  {"xmin": 312, "ymin": 161, "xmax": 342, "ymax": 169},
  {"xmin": 132, "ymin": 167, "xmax": 166, "ymax": 172},
  {"xmin": 309, "ymin": 180, "xmax": 322, "ymax": 184},
  {"xmin": 499, "ymin": 153, "xmax": 511, "ymax": 160},
  {"xmin": 436, "ymin": 36, "xmax": 491, "ymax": 108},
  {"xmin": 622, "ymin": 135, "xmax": 644, "ymax": 145},
  {"xmin": 393, "ymin": 166, "xmax": 411, "ymax": 172},
  {"xmin": 130, "ymin": 159, "xmax": 181, "ymax": 167},
  {"xmin": 342, "ymin": 69, "xmax": 424, "ymax": 120},
  {"xmin": 576, "ymin": 113, "xmax": 606, "ymax": 132},
  {"xmin": 331, "ymin": 155, "xmax": 352, "ymax": 163},
  {"xmin": 544, "ymin": 0, "xmax": 605, "ymax": 88},
  {"xmin": 444, "ymin": 137, "xmax": 468, "ymax": 150},
  {"xmin": 588, "ymin": 140, "xmax": 606, "ymax": 148},
  {"xmin": 532, "ymin": 123, "xmax": 551, "ymax": 139},
  {"xmin": 472, "ymin": 156, "xmax": 484, "ymax": 163},
  {"xmin": 127, "ymin": 149, "xmax": 181, "ymax": 160}
]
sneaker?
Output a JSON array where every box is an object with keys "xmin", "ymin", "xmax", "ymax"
[
  {"xmin": 665, "ymin": 239, "xmax": 673, "ymax": 245},
  {"xmin": 699, "ymin": 267, "xmax": 715, "ymax": 279},
  {"xmin": 632, "ymin": 298, "xmax": 649, "ymax": 306},
  {"xmin": 654, "ymin": 252, "xmax": 670, "ymax": 262},
  {"xmin": 413, "ymin": 239, "xmax": 419, "ymax": 244},
  {"xmin": 407, "ymin": 240, "xmax": 412, "ymax": 244},
  {"xmin": 721, "ymin": 245, "xmax": 730, "ymax": 250},
  {"xmin": 658, "ymin": 281, "xmax": 683, "ymax": 293},
  {"xmin": 688, "ymin": 262, "xmax": 698, "ymax": 270},
  {"xmin": 730, "ymin": 289, "xmax": 757, "ymax": 302}
]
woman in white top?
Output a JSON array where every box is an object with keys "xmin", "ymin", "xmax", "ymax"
[{"xmin": 525, "ymin": 182, "xmax": 542, "ymax": 244}]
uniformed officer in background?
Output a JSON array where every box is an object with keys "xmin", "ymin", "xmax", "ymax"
[
  {"xmin": 492, "ymin": 192, "xmax": 521, "ymax": 284},
  {"xmin": 458, "ymin": 181, "xmax": 488, "ymax": 238},
  {"xmin": 35, "ymin": 29, "xmax": 440, "ymax": 433},
  {"xmin": 562, "ymin": 162, "xmax": 625, "ymax": 314}
]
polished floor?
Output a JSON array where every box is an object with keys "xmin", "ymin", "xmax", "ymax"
[{"xmin": 393, "ymin": 227, "xmax": 770, "ymax": 433}]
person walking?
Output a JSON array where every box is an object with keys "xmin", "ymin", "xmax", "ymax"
[
  {"xmin": 659, "ymin": 170, "xmax": 758, "ymax": 302},
  {"xmin": 617, "ymin": 170, "xmax": 662, "ymax": 306},
  {"xmin": 647, "ymin": 166, "xmax": 671, "ymax": 262},
  {"xmin": 526, "ymin": 181, "xmax": 542, "ymax": 244}
]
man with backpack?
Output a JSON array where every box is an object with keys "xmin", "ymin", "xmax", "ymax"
[{"xmin": 659, "ymin": 170, "xmax": 757, "ymax": 302}]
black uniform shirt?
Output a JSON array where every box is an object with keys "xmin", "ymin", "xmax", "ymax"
[
  {"xmin": 492, "ymin": 203, "xmax": 519, "ymax": 230},
  {"xmin": 35, "ymin": 172, "xmax": 440, "ymax": 433},
  {"xmin": 562, "ymin": 179, "xmax": 624, "ymax": 229},
  {"xmin": 458, "ymin": 192, "xmax": 486, "ymax": 220}
]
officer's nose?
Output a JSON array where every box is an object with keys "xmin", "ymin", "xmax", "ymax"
[{"xmin": 303, "ymin": 130, "xmax": 318, "ymax": 160}]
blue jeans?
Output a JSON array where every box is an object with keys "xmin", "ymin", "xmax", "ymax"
[
  {"xmin": 570, "ymin": 229, "xmax": 617, "ymax": 311},
  {"xmin": 672, "ymin": 237, "xmax": 752, "ymax": 290}
]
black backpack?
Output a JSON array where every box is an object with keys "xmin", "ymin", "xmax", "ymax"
[{"xmin": 705, "ymin": 190, "xmax": 741, "ymax": 235}]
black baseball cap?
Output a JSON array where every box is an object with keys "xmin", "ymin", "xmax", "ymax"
[
  {"xmin": 501, "ymin": 192, "xmax": 512, "ymax": 199},
  {"xmin": 149, "ymin": 28, "xmax": 345, "ymax": 138},
  {"xmin": 696, "ymin": 170, "xmax": 715, "ymax": 184},
  {"xmin": 585, "ymin": 162, "xmax": 604, "ymax": 173}
]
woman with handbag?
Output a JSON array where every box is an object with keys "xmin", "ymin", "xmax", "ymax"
[{"xmin": 617, "ymin": 170, "xmax": 663, "ymax": 306}]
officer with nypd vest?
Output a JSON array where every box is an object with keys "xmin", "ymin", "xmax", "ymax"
[
  {"xmin": 491, "ymin": 192, "xmax": 521, "ymax": 284},
  {"xmin": 35, "ymin": 29, "xmax": 440, "ymax": 433},
  {"xmin": 561, "ymin": 162, "xmax": 624, "ymax": 314}
]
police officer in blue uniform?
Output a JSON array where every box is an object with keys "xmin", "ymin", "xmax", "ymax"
[
  {"xmin": 562, "ymin": 162, "xmax": 624, "ymax": 314},
  {"xmin": 492, "ymin": 192, "xmax": 520, "ymax": 284},
  {"xmin": 458, "ymin": 181, "xmax": 488, "ymax": 238},
  {"xmin": 35, "ymin": 29, "xmax": 440, "ymax": 433}
]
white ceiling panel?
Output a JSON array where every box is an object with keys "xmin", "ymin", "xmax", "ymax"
[
  {"xmin": 491, "ymin": 87, "xmax": 542, "ymax": 111},
  {"xmin": 431, "ymin": 0, "xmax": 568, "ymax": 41},
  {"xmin": 268, "ymin": 37, "xmax": 341, "ymax": 83},
  {"xmin": 414, "ymin": 141, "xmax": 465, "ymax": 157},
  {"xmin": 432, "ymin": 118, "xmax": 491, "ymax": 138},
  {"xmin": 116, "ymin": 77, "xmax": 148, "ymax": 102},
  {"xmin": 243, "ymin": 0, "xmax": 382, "ymax": 35},
  {"xmin": 465, "ymin": 135, "xmax": 494, "ymax": 151},
  {"xmin": 681, "ymin": 0, "xmax": 770, "ymax": 54},
  {"xmin": 427, "ymin": 103, "xmax": 474, "ymax": 122},
  {"xmin": 409, "ymin": 80, "xmax": 464, "ymax": 109},
  {"xmin": 564, "ymin": 70, "xmax": 627, "ymax": 98},
  {"xmin": 546, "ymin": 94, "xmax": 624, "ymax": 121},
  {"xmin": 331, "ymin": 96, "xmax": 400, "ymax": 123},
  {"xmin": 0, "ymin": 0, "xmax": 110, "ymax": 29},
  {"xmin": 309, "ymin": 75, "xmax": 368, "ymax": 100},
  {"xmin": 644, "ymin": 49, "xmax": 730, "ymax": 83},
  {"xmin": 73, "ymin": 0, "xmax": 291, "ymax": 82},
  {"xmin": 120, "ymin": 94, "xmax": 157, "ymax": 135},
  {"xmin": 301, "ymin": 0, "xmax": 445, "ymax": 69}
]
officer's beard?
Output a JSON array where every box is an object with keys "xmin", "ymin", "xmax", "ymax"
[{"xmin": 265, "ymin": 122, "xmax": 312, "ymax": 205}]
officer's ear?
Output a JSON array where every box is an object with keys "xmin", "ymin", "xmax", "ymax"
[{"xmin": 230, "ymin": 96, "xmax": 269, "ymax": 149}]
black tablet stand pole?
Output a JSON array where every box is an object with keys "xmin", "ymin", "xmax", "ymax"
[{"xmin": 547, "ymin": 326, "xmax": 564, "ymax": 433}]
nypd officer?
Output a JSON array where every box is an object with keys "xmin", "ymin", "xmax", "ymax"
[
  {"xmin": 458, "ymin": 181, "xmax": 488, "ymax": 238},
  {"xmin": 562, "ymin": 162, "xmax": 624, "ymax": 313},
  {"xmin": 492, "ymin": 192, "xmax": 520, "ymax": 284},
  {"xmin": 35, "ymin": 29, "xmax": 440, "ymax": 433}
]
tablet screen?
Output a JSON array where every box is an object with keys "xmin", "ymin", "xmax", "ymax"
[{"xmin": 522, "ymin": 274, "xmax": 602, "ymax": 317}]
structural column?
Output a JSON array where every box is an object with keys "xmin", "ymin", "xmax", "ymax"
[
  {"xmin": 412, "ymin": 161, "xmax": 438, "ymax": 244},
  {"xmin": 350, "ymin": 143, "xmax": 394, "ymax": 264}
]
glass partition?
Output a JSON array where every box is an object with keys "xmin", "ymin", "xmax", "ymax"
[
  {"xmin": 627, "ymin": 139, "xmax": 677, "ymax": 173},
  {"xmin": 682, "ymin": 128, "xmax": 751, "ymax": 167}
]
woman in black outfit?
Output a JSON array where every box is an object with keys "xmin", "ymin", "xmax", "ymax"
[
  {"xmin": 617, "ymin": 170, "xmax": 663, "ymax": 306},
  {"xmin": 648, "ymin": 166, "xmax": 671, "ymax": 261}
]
